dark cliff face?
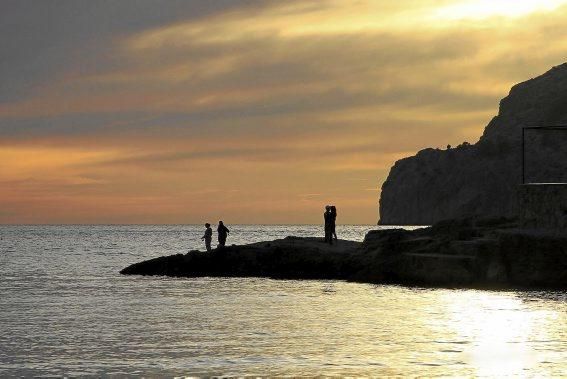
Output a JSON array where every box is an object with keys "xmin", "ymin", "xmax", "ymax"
[{"xmin": 379, "ymin": 63, "xmax": 567, "ymax": 225}]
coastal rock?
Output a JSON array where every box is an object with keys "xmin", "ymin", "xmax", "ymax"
[
  {"xmin": 379, "ymin": 63, "xmax": 567, "ymax": 225},
  {"xmin": 120, "ymin": 237, "xmax": 363, "ymax": 281},
  {"xmin": 121, "ymin": 219, "xmax": 567, "ymax": 289}
]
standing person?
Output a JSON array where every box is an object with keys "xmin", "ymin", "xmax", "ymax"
[
  {"xmin": 201, "ymin": 223, "xmax": 213, "ymax": 252},
  {"xmin": 217, "ymin": 221, "xmax": 230, "ymax": 248},
  {"xmin": 324, "ymin": 205, "xmax": 333, "ymax": 245},
  {"xmin": 330, "ymin": 206, "xmax": 338, "ymax": 241}
]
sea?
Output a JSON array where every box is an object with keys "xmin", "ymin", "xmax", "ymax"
[{"xmin": 0, "ymin": 225, "xmax": 565, "ymax": 377}]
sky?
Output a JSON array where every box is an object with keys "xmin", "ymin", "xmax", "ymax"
[{"xmin": 1, "ymin": 0, "xmax": 567, "ymax": 224}]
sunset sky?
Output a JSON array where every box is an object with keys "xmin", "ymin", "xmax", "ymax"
[{"xmin": 2, "ymin": 0, "xmax": 567, "ymax": 224}]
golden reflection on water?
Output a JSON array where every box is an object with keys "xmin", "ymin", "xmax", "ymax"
[
  {"xmin": 4, "ymin": 226, "xmax": 564, "ymax": 377},
  {"xmin": 442, "ymin": 291, "xmax": 564, "ymax": 377},
  {"xmin": 187, "ymin": 281, "xmax": 566, "ymax": 377},
  {"xmin": 241, "ymin": 283, "xmax": 567, "ymax": 376}
]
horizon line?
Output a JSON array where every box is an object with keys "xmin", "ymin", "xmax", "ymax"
[{"xmin": 0, "ymin": 223, "xmax": 380, "ymax": 227}]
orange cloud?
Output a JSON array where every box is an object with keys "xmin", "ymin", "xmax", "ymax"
[{"xmin": 2, "ymin": 1, "xmax": 567, "ymax": 223}]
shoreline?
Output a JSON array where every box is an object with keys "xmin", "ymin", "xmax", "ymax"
[{"xmin": 121, "ymin": 218, "xmax": 567, "ymax": 290}]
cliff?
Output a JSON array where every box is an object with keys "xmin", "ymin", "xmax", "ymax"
[{"xmin": 379, "ymin": 63, "xmax": 567, "ymax": 225}]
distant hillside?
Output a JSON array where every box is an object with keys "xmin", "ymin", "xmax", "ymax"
[{"xmin": 379, "ymin": 63, "xmax": 567, "ymax": 225}]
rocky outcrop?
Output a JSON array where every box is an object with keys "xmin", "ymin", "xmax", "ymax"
[
  {"xmin": 121, "ymin": 238, "xmax": 363, "ymax": 281},
  {"xmin": 361, "ymin": 218, "xmax": 567, "ymax": 288},
  {"xmin": 379, "ymin": 63, "xmax": 567, "ymax": 225},
  {"xmin": 121, "ymin": 219, "xmax": 567, "ymax": 289}
]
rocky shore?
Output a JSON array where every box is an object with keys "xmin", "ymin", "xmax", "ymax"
[{"xmin": 121, "ymin": 219, "xmax": 567, "ymax": 289}]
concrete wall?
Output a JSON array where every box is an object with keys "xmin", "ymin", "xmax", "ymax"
[{"xmin": 519, "ymin": 184, "xmax": 567, "ymax": 231}]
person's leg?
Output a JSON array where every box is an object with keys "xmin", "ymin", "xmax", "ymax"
[{"xmin": 205, "ymin": 239, "xmax": 211, "ymax": 251}]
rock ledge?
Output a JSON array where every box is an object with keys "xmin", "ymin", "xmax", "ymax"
[{"xmin": 121, "ymin": 220, "xmax": 567, "ymax": 289}]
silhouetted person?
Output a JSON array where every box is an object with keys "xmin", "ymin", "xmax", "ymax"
[
  {"xmin": 201, "ymin": 223, "xmax": 213, "ymax": 252},
  {"xmin": 324, "ymin": 205, "xmax": 333, "ymax": 245},
  {"xmin": 330, "ymin": 206, "xmax": 337, "ymax": 241},
  {"xmin": 217, "ymin": 221, "xmax": 230, "ymax": 247}
]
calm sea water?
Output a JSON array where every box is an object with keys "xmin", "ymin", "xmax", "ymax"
[{"xmin": 0, "ymin": 225, "xmax": 565, "ymax": 377}]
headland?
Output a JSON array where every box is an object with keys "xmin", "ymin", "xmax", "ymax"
[{"xmin": 121, "ymin": 218, "xmax": 566, "ymax": 289}]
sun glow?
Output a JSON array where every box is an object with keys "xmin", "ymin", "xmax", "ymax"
[
  {"xmin": 443, "ymin": 291, "xmax": 560, "ymax": 377},
  {"xmin": 434, "ymin": 0, "xmax": 567, "ymax": 20}
]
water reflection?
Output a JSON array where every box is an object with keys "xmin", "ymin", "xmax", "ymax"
[
  {"xmin": 443, "ymin": 291, "xmax": 565, "ymax": 377},
  {"xmin": 0, "ymin": 225, "xmax": 565, "ymax": 377}
]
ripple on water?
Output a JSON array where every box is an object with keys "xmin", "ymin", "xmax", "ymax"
[{"xmin": 0, "ymin": 225, "xmax": 565, "ymax": 377}]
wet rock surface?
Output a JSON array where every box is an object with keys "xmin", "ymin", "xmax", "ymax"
[{"xmin": 121, "ymin": 219, "xmax": 567, "ymax": 289}]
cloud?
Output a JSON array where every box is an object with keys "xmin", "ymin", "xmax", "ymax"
[
  {"xmin": 1, "ymin": 0, "xmax": 567, "ymax": 223},
  {"xmin": 0, "ymin": 0, "xmax": 275, "ymax": 102}
]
